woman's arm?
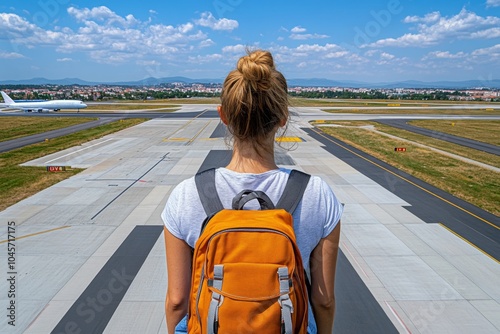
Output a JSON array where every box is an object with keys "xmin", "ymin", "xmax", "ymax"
[
  {"xmin": 309, "ymin": 222, "xmax": 341, "ymax": 334},
  {"xmin": 164, "ymin": 227, "xmax": 192, "ymax": 333}
]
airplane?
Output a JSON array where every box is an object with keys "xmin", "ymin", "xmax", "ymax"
[{"xmin": 0, "ymin": 91, "xmax": 87, "ymax": 112}]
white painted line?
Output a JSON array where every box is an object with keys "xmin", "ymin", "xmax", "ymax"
[
  {"xmin": 342, "ymin": 241, "xmax": 369, "ymax": 279},
  {"xmin": 45, "ymin": 138, "xmax": 114, "ymax": 164},
  {"xmin": 384, "ymin": 301, "xmax": 412, "ymax": 334}
]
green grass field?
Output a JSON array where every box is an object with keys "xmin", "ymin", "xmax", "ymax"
[
  {"xmin": 0, "ymin": 116, "xmax": 96, "ymax": 142},
  {"xmin": 409, "ymin": 120, "xmax": 500, "ymax": 146}
]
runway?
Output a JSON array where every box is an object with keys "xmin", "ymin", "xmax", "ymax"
[{"xmin": 0, "ymin": 107, "xmax": 499, "ymax": 333}]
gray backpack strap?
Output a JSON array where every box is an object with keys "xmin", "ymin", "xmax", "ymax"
[
  {"xmin": 276, "ymin": 170, "xmax": 311, "ymax": 213},
  {"xmin": 195, "ymin": 168, "xmax": 224, "ymax": 216},
  {"xmin": 276, "ymin": 169, "xmax": 313, "ymax": 299}
]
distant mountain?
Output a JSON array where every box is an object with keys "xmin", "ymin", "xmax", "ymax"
[
  {"xmin": 287, "ymin": 78, "xmax": 500, "ymax": 89},
  {"xmin": 2, "ymin": 77, "xmax": 94, "ymax": 86},
  {"xmin": 374, "ymin": 80, "xmax": 500, "ymax": 89},
  {"xmin": 1, "ymin": 77, "xmax": 499, "ymax": 89},
  {"xmin": 112, "ymin": 76, "xmax": 224, "ymax": 86},
  {"xmin": 0, "ymin": 76, "xmax": 224, "ymax": 86}
]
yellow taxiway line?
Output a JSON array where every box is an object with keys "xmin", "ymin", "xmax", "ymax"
[{"xmin": 0, "ymin": 226, "xmax": 70, "ymax": 244}]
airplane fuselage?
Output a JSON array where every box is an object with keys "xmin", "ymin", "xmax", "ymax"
[
  {"xmin": 8, "ymin": 100, "xmax": 87, "ymax": 112},
  {"xmin": 0, "ymin": 91, "xmax": 87, "ymax": 112}
]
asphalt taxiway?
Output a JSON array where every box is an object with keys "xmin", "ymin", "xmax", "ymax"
[{"xmin": 0, "ymin": 106, "xmax": 499, "ymax": 333}]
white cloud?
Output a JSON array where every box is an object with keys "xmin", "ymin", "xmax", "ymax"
[
  {"xmin": 423, "ymin": 51, "xmax": 467, "ymax": 61},
  {"xmin": 368, "ymin": 8, "xmax": 500, "ymax": 48},
  {"xmin": 0, "ymin": 7, "xmax": 219, "ymax": 64},
  {"xmin": 291, "ymin": 26, "xmax": 306, "ymax": 33},
  {"xmin": 364, "ymin": 50, "xmax": 397, "ymax": 61},
  {"xmin": 470, "ymin": 27, "xmax": 500, "ymax": 39},
  {"xmin": 222, "ymin": 44, "xmax": 247, "ymax": 53},
  {"xmin": 486, "ymin": 0, "xmax": 500, "ymax": 7},
  {"xmin": 325, "ymin": 51, "xmax": 349, "ymax": 59},
  {"xmin": 288, "ymin": 26, "xmax": 328, "ymax": 40},
  {"xmin": 0, "ymin": 50, "xmax": 24, "ymax": 59},
  {"xmin": 404, "ymin": 11, "xmax": 441, "ymax": 24},
  {"xmin": 188, "ymin": 54, "xmax": 223, "ymax": 64},
  {"xmin": 417, "ymin": 45, "xmax": 500, "ymax": 73},
  {"xmin": 57, "ymin": 57, "xmax": 73, "ymax": 62},
  {"xmin": 199, "ymin": 39, "xmax": 215, "ymax": 48},
  {"xmin": 68, "ymin": 6, "xmax": 139, "ymax": 27},
  {"xmin": 136, "ymin": 60, "xmax": 160, "ymax": 66},
  {"xmin": 472, "ymin": 44, "xmax": 500, "ymax": 58},
  {"xmin": 194, "ymin": 12, "xmax": 238, "ymax": 31},
  {"xmin": 0, "ymin": 13, "xmax": 41, "ymax": 39},
  {"xmin": 290, "ymin": 33, "xmax": 329, "ymax": 40},
  {"xmin": 380, "ymin": 52, "xmax": 395, "ymax": 60},
  {"xmin": 296, "ymin": 43, "xmax": 340, "ymax": 52},
  {"xmin": 364, "ymin": 50, "xmax": 378, "ymax": 57}
]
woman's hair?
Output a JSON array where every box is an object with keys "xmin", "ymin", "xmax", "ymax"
[{"xmin": 220, "ymin": 49, "xmax": 289, "ymax": 154}]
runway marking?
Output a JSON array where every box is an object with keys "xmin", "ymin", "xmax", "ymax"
[
  {"xmin": 439, "ymin": 223, "xmax": 500, "ymax": 264},
  {"xmin": 163, "ymin": 108, "xmax": 211, "ymax": 141},
  {"xmin": 187, "ymin": 120, "xmax": 212, "ymax": 145},
  {"xmin": 311, "ymin": 127, "xmax": 499, "ymax": 231},
  {"xmin": 341, "ymin": 241, "xmax": 369, "ymax": 279},
  {"xmin": 51, "ymin": 225, "xmax": 163, "ymax": 333},
  {"xmin": 44, "ymin": 138, "xmax": 114, "ymax": 164},
  {"xmin": 91, "ymin": 152, "xmax": 169, "ymax": 220},
  {"xmin": 275, "ymin": 136, "xmax": 303, "ymax": 142},
  {"xmin": 0, "ymin": 226, "xmax": 70, "ymax": 244},
  {"xmin": 384, "ymin": 301, "xmax": 412, "ymax": 334},
  {"xmin": 163, "ymin": 137, "xmax": 188, "ymax": 142}
]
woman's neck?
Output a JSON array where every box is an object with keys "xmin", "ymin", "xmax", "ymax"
[{"xmin": 225, "ymin": 140, "xmax": 278, "ymax": 173}]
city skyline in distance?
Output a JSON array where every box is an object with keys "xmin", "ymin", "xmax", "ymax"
[
  {"xmin": 1, "ymin": 1, "xmax": 499, "ymax": 84},
  {"xmin": 1, "ymin": 76, "xmax": 500, "ymax": 90}
]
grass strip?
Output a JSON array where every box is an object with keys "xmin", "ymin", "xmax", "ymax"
[
  {"xmin": 409, "ymin": 120, "xmax": 500, "ymax": 146},
  {"xmin": 371, "ymin": 122, "xmax": 500, "ymax": 168},
  {"xmin": 320, "ymin": 108, "xmax": 500, "ymax": 115},
  {"xmin": 289, "ymin": 97, "xmax": 498, "ymax": 108},
  {"xmin": 0, "ymin": 118, "xmax": 147, "ymax": 211},
  {"xmin": 318, "ymin": 124, "xmax": 499, "ymax": 216},
  {"xmin": 0, "ymin": 116, "xmax": 96, "ymax": 142}
]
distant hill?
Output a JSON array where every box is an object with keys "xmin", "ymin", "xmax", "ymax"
[
  {"xmin": 1, "ymin": 77, "xmax": 499, "ymax": 89},
  {"xmin": 287, "ymin": 78, "xmax": 500, "ymax": 89},
  {"xmin": 1, "ymin": 77, "xmax": 94, "ymax": 86}
]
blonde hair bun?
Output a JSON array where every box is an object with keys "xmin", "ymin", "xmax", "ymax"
[{"xmin": 237, "ymin": 50, "xmax": 275, "ymax": 90}]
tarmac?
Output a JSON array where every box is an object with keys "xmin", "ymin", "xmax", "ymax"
[{"xmin": 0, "ymin": 106, "xmax": 499, "ymax": 333}]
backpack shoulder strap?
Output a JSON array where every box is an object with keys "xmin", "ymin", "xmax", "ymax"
[
  {"xmin": 276, "ymin": 169, "xmax": 313, "ymax": 298},
  {"xmin": 276, "ymin": 169, "xmax": 311, "ymax": 213},
  {"xmin": 195, "ymin": 168, "xmax": 224, "ymax": 216},
  {"xmin": 195, "ymin": 168, "xmax": 310, "ymax": 215}
]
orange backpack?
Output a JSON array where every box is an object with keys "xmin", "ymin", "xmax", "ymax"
[{"xmin": 189, "ymin": 169, "xmax": 310, "ymax": 334}]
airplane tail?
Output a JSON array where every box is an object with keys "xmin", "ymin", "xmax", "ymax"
[{"xmin": 1, "ymin": 91, "xmax": 15, "ymax": 105}]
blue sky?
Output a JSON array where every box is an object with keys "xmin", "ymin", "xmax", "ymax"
[{"xmin": 1, "ymin": 0, "xmax": 499, "ymax": 83}]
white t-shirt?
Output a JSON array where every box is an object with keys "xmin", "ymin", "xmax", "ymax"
[{"xmin": 162, "ymin": 167, "xmax": 343, "ymax": 272}]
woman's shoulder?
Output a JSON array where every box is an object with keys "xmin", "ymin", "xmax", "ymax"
[{"xmin": 167, "ymin": 175, "xmax": 198, "ymax": 204}]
